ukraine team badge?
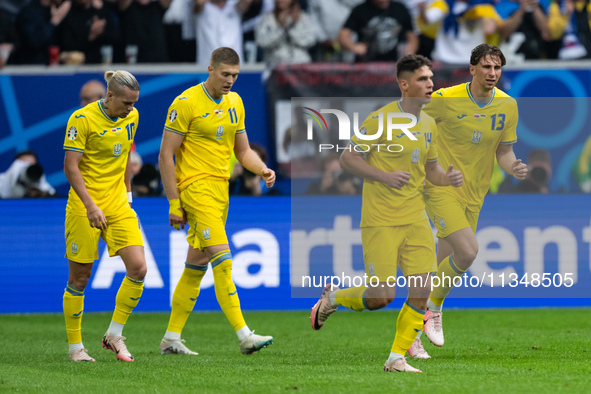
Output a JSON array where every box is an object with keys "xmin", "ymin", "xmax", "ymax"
[
  {"xmin": 67, "ymin": 127, "xmax": 78, "ymax": 140},
  {"xmin": 214, "ymin": 110, "xmax": 224, "ymax": 118},
  {"xmin": 169, "ymin": 109, "xmax": 178, "ymax": 123}
]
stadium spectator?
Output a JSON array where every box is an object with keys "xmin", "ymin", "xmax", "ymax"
[
  {"xmin": 9, "ymin": 0, "xmax": 71, "ymax": 65},
  {"xmin": 255, "ymin": 0, "xmax": 316, "ymax": 70},
  {"xmin": 0, "ymin": 0, "xmax": 20, "ymax": 68},
  {"xmin": 241, "ymin": 0, "xmax": 274, "ymax": 62},
  {"xmin": 574, "ymin": 133, "xmax": 591, "ymax": 192},
  {"xmin": 420, "ymin": 0, "xmax": 502, "ymax": 64},
  {"xmin": 338, "ymin": 0, "xmax": 418, "ymax": 62},
  {"xmin": 496, "ymin": 0, "xmax": 551, "ymax": 59},
  {"xmin": 62, "ymin": 70, "xmax": 145, "ymax": 363},
  {"xmin": 307, "ymin": 0, "xmax": 363, "ymax": 61},
  {"xmin": 194, "ymin": 0, "xmax": 253, "ymax": 64},
  {"xmin": 499, "ymin": 149, "xmax": 552, "ymax": 193},
  {"xmin": 163, "ymin": 0, "xmax": 197, "ymax": 62},
  {"xmin": 119, "ymin": 0, "xmax": 171, "ymax": 63},
  {"xmin": 79, "ymin": 79, "xmax": 107, "ymax": 107},
  {"xmin": 0, "ymin": 150, "xmax": 56, "ymax": 199},
  {"xmin": 57, "ymin": 0, "xmax": 119, "ymax": 64},
  {"xmin": 229, "ymin": 143, "xmax": 269, "ymax": 195},
  {"xmin": 306, "ymin": 153, "xmax": 361, "ymax": 195},
  {"xmin": 547, "ymin": 0, "xmax": 591, "ymax": 59},
  {"xmin": 132, "ymin": 163, "xmax": 162, "ymax": 196},
  {"xmin": 158, "ymin": 47, "xmax": 275, "ymax": 356}
]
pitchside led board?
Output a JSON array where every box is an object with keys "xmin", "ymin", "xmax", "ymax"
[{"xmin": 0, "ymin": 193, "xmax": 590, "ymax": 314}]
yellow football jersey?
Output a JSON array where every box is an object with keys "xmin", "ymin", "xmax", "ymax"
[
  {"xmin": 63, "ymin": 100, "xmax": 138, "ymax": 217},
  {"xmin": 164, "ymin": 82, "xmax": 246, "ymax": 191},
  {"xmin": 351, "ymin": 101, "xmax": 439, "ymax": 227},
  {"xmin": 423, "ymin": 82, "xmax": 518, "ymax": 211}
]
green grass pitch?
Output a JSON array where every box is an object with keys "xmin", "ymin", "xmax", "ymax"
[{"xmin": 0, "ymin": 309, "xmax": 589, "ymax": 393}]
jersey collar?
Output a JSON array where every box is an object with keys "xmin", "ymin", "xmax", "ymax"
[
  {"xmin": 201, "ymin": 83, "xmax": 224, "ymax": 105},
  {"xmin": 98, "ymin": 100, "xmax": 119, "ymax": 122},
  {"xmin": 466, "ymin": 82, "xmax": 495, "ymax": 109},
  {"xmin": 397, "ymin": 100, "xmax": 421, "ymax": 123}
]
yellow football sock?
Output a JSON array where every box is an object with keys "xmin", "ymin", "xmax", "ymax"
[
  {"xmin": 63, "ymin": 283, "xmax": 84, "ymax": 344},
  {"xmin": 112, "ymin": 275, "xmax": 144, "ymax": 325},
  {"xmin": 392, "ymin": 301, "xmax": 425, "ymax": 355},
  {"xmin": 430, "ymin": 254, "xmax": 467, "ymax": 306},
  {"xmin": 167, "ymin": 263, "xmax": 208, "ymax": 333},
  {"xmin": 211, "ymin": 251, "xmax": 246, "ymax": 332},
  {"xmin": 335, "ymin": 286, "xmax": 367, "ymax": 312}
]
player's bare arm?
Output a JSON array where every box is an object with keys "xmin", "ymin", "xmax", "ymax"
[
  {"xmin": 340, "ymin": 143, "xmax": 410, "ymax": 190},
  {"xmin": 64, "ymin": 150, "xmax": 107, "ymax": 229},
  {"xmin": 496, "ymin": 144, "xmax": 528, "ymax": 180},
  {"xmin": 234, "ymin": 132, "xmax": 275, "ymax": 188},
  {"xmin": 158, "ymin": 129, "xmax": 186, "ymax": 229},
  {"xmin": 425, "ymin": 161, "xmax": 463, "ymax": 187},
  {"xmin": 124, "ymin": 151, "xmax": 132, "ymax": 199}
]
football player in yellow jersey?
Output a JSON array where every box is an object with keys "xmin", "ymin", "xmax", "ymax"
[
  {"xmin": 419, "ymin": 44, "xmax": 528, "ymax": 352},
  {"xmin": 158, "ymin": 47, "xmax": 276, "ymax": 356},
  {"xmin": 62, "ymin": 70, "xmax": 146, "ymax": 362},
  {"xmin": 310, "ymin": 55, "xmax": 463, "ymax": 373}
]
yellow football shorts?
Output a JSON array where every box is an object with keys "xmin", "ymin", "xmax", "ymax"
[
  {"xmin": 423, "ymin": 190, "xmax": 480, "ymax": 238},
  {"xmin": 180, "ymin": 178, "xmax": 229, "ymax": 250},
  {"xmin": 361, "ymin": 220, "xmax": 437, "ymax": 281},
  {"xmin": 64, "ymin": 208, "xmax": 143, "ymax": 264}
]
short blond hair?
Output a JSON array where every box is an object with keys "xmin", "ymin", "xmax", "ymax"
[{"xmin": 104, "ymin": 70, "xmax": 140, "ymax": 95}]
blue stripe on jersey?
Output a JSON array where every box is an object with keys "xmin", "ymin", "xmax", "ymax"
[
  {"xmin": 164, "ymin": 126, "xmax": 186, "ymax": 136},
  {"xmin": 466, "ymin": 82, "xmax": 495, "ymax": 108},
  {"xmin": 98, "ymin": 100, "xmax": 119, "ymax": 122},
  {"xmin": 64, "ymin": 146, "xmax": 84, "ymax": 152},
  {"xmin": 200, "ymin": 83, "xmax": 223, "ymax": 105},
  {"xmin": 499, "ymin": 140, "xmax": 517, "ymax": 145}
]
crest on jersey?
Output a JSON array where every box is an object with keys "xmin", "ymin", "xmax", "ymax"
[
  {"xmin": 411, "ymin": 148, "xmax": 420, "ymax": 164},
  {"xmin": 202, "ymin": 228, "xmax": 211, "ymax": 240},
  {"xmin": 214, "ymin": 110, "xmax": 224, "ymax": 118},
  {"xmin": 471, "ymin": 130, "xmax": 483, "ymax": 144},
  {"xmin": 67, "ymin": 127, "xmax": 78, "ymax": 140},
  {"xmin": 71, "ymin": 242, "xmax": 79, "ymax": 255},
  {"xmin": 439, "ymin": 218, "xmax": 446, "ymax": 230},
  {"xmin": 216, "ymin": 125, "xmax": 224, "ymax": 139},
  {"xmin": 169, "ymin": 109, "xmax": 178, "ymax": 123},
  {"xmin": 114, "ymin": 142, "xmax": 122, "ymax": 156}
]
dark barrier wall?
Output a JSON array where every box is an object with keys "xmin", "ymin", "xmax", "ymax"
[
  {"xmin": 0, "ymin": 70, "xmax": 268, "ymax": 197},
  {"xmin": 1, "ymin": 195, "xmax": 590, "ymax": 314}
]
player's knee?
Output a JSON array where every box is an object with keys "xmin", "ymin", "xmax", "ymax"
[
  {"xmin": 70, "ymin": 276, "xmax": 89, "ymax": 290},
  {"xmin": 128, "ymin": 263, "xmax": 147, "ymax": 281}
]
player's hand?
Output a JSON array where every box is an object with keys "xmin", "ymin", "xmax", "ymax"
[
  {"xmin": 262, "ymin": 167, "xmax": 276, "ymax": 188},
  {"xmin": 352, "ymin": 43, "xmax": 368, "ymax": 56},
  {"xmin": 446, "ymin": 164, "xmax": 463, "ymax": 187},
  {"xmin": 382, "ymin": 170, "xmax": 410, "ymax": 189},
  {"xmin": 169, "ymin": 198, "xmax": 186, "ymax": 230},
  {"xmin": 512, "ymin": 159, "xmax": 528, "ymax": 180},
  {"xmin": 87, "ymin": 205, "xmax": 107, "ymax": 230}
]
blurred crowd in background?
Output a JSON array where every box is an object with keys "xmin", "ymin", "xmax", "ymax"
[{"xmin": 2, "ymin": 0, "xmax": 591, "ymax": 69}]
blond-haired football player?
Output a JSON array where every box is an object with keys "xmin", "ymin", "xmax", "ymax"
[
  {"xmin": 310, "ymin": 54, "xmax": 463, "ymax": 372},
  {"xmin": 419, "ymin": 44, "xmax": 528, "ymax": 353},
  {"xmin": 158, "ymin": 47, "xmax": 276, "ymax": 356},
  {"xmin": 63, "ymin": 70, "xmax": 145, "ymax": 362}
]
